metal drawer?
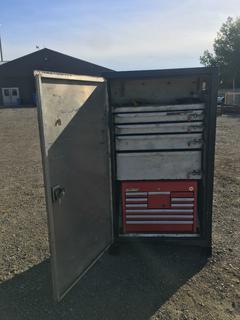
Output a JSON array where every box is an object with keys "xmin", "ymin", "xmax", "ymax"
[
  {"xmin": 113, "ymin": 103, "xmax": 205, "ymax": 113},
  {"xmin": 114, "ymin": 110, "xmax": 204, "ymax": 124},
  {"xmin": 116, "ymin": 151, "xmax": 202, "ymax": 180},
  {"xmin": 115, "ymin": 122, "xmax": 204, "ymax": 135},
  {"xmin": 115, "ymin": 133, "xmax": 203, "ymax": 151}
]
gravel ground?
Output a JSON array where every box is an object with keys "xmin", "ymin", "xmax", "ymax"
[
  {"xmin": 0, "ymin": 108, "xmax": 49, "ymax": 282},
  {"xmin": 0, "ymin": 108, "xmax": 239, "ymax": 320}
]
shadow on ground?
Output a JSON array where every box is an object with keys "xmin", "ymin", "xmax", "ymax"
[{"xmin": 0, "ymin": 243, "xmax": 207, "ymax": 320}]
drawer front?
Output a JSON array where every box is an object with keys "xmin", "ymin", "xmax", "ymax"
[
  {"xmin": 116, "ymin": 151, "xmax": 202, "ymax": 180},
  {"xmin": 114, "ymin": 110, "xmax": 204, "ymax": 124},
  {"xmin": 115, "ymin": 133, "xmax": 203, "ymax": 151},
  {"xmin": 122, "ymin": 180, "xmax": 197, "ymax": 233},
  {"xmin": 115, "ymin": 122, "xmax": 204, "ymax": 135},
  {"xmin": 114, "ymin": 103, "xmax": 205, "ymax": 113}
]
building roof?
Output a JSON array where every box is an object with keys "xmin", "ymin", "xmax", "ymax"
[{"xmin": 0, "ymin": 48, "xmax": 113, "ymax": 77}]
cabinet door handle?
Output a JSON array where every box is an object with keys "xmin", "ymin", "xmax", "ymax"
[{"xmin": 52, "ymin": 185, "xmax": 66, "ymax": 203}]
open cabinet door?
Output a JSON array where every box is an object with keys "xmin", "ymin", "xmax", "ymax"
[{"xmin": 35, "ymin": 71, "xmax": 113, "ymax": 301}]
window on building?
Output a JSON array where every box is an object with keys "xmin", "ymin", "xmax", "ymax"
[
  {"xmin": 4, "ymin": 89, "xmax": 10, "ymax": 96},
  {"xmin": 12, "ymin": 89, "xmax": 18, "ymax": 96}
]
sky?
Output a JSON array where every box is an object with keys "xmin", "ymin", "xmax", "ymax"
[{"xmin": 1, "ymin": 0, "xmax": 240, "ymax": 70}]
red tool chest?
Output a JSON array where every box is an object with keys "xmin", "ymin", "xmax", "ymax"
[{"xmin": 122, "ymin": 180, "xmax": 197, "ymax": 233}]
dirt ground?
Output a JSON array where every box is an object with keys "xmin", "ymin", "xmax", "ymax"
[{"xmin": 0, "ymin": 108, "xmax": 239, "ymax": 320}]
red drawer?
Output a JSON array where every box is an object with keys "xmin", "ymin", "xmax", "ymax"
[{"xmin": 121, "ymin": 180, "xmax": 197, "ymax": 233}]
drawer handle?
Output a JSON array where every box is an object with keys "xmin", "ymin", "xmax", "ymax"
[
  {"xmin": 188, "ymin": 170, "xmax": 202, "ymax": 178},
  {"xmin": 188, "ymin": 125, "xmax": 203, "ymax": 132},
  {"xmin": 187, "ymin": 113, "xmax": 200, "ymax": 121},
  {"xmin": 187, "ymin": 138, "xmax": 203, "ymax": 147}
]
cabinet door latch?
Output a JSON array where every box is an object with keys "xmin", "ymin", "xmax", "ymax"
[{"xmin": 52, "ymin": 185, "xmax": 65, "ymax": 203}]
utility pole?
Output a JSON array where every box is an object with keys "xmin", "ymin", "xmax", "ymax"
[{"xmin": 0, "ymin": 25, "xmax": 3, "ymax": 62}]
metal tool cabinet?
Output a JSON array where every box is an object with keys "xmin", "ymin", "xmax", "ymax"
[{"xmin": 35, "ymin": 67, "xmax": 217, "ymax": 301}]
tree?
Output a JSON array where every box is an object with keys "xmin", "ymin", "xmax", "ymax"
[{"xmin": 200, "ymin": 17, "xmax": 240, "ymax": 89}]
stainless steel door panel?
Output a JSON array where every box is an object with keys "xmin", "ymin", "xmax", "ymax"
[{"xmin": 35, "ymin": 71, "xmax": 113, "ymax": 301}]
